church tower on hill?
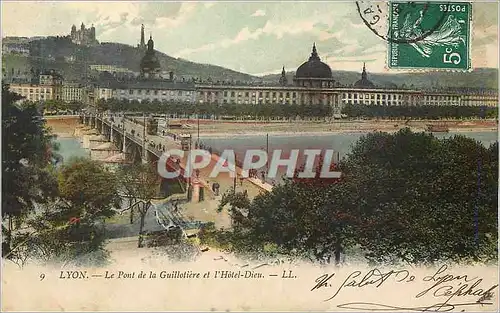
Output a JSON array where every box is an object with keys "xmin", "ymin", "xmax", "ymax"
[
  {"xmin": 138, "ymin": 24, "xmax": 147, "ymax": 50},
  {"xmin": 140, "ymin": 35, "xmax": 161, "ymax": 79},
  {"xmin": 70, "ymin": 23, "xmax": 98, "ymax": 46}
]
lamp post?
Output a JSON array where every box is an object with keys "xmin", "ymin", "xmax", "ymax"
[
  {"xmin": 233, "ymin": 173, "xmax": 237, "ymax": 193},
  {"xmin": 187, "ymin": 134, "xmax": 193, "ymax": 200},
  {"xmin": 165, "ymin": 113, "xmax": 168, "ymax": 134},
  {"xmin": 266, "ymin": 133, "xmax": 269, "ymax": 174},
  {"xmin": 197, "ymin": 113, "xmax": 200, "ymax": 146},
  {"xmin": 142, "ymin": 112, "xmax": 146, "ymax": 161}
]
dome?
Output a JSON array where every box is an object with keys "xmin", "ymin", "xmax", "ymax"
[
  {"xmin": 140, "ymin": 35, "xmax": 161, "ymax": 73},
  {"xmin": 295, "ymin": 43, "xmax": 332, "ymax": 79},
  {"xmin": 354, "ymin": 63, "xmax": 375, "ymax": 88}
]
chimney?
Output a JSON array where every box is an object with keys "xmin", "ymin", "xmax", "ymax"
[{"xmin": 169, "ymin": 71, "xmax": 174, "ymax": 81}]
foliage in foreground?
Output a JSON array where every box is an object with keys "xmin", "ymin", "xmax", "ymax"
[
  {"xmin": 116, "ymin": 163, "xmax": 159, "ymax": 248},
  {"xmin": 3, "ymin": 86, "xmax": 120, "ymax": 267},
  {"xmin": 205, "ymin": 129, "xmax": 498, "ymax": 266},
  {"xmin": 5, "ymin": 157, "xmax": 120, "ymax": 267}
]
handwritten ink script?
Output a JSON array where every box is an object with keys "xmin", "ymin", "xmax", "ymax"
[
  {"xmin": 212, "ymin": 255, "xmax": 298, "ymax": 270},
  {"xmin": 310, "ymin": 265, "xmax": 498, "ymax": 312}
]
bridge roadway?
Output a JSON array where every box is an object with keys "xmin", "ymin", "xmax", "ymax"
[{"xmin": 85, "ymin": 113, "xmax": 272, "ymax": 200}]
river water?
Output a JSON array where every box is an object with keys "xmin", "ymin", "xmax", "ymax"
[
  {"xmin": 55, "ymin": 131, "xmax": 497, "ymax": 168},
  {"xmin": 198, "ymin": 131, "xmax": 498, "ymax": 161},
  {"xmin": 54, "ymin": 137, "xmax": 89, "ymax": 162}
]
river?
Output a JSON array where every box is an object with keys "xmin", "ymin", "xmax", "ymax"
[
  {"xmin": 198, "ymin": 131, "xmax": 498, "ymax": 159},
  {"xmin": 54, "ymin": 137, "xmax": 89, "ymax": 162},
  {"xmin": 54, "ymin": 130, "xmax": 497, "ymax": 168}
]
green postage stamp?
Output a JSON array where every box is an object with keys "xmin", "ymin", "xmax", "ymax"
[{"xmin": 387, "ymin": 2, "xmax": 472, "ymax": 71}]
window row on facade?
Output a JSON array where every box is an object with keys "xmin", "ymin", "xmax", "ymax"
[
  {"xmin": 201, "ymin": 91, "xmax": 300, "ymax": 98},
  {"xmin": 121, "ymin": 89, "xmax": 194, "ymax": 96},
  {"xmin": 11, "ymin": 87, "xmax": 53, "ymax": 94},
  {"xmin": 11, "ymin": 82, "xmax": 498, "ymax": 108}
]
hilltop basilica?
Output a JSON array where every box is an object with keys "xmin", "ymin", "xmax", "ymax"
[{"xmin": 70, "ymin": 23, "xmax": 98, "ymax": 46}]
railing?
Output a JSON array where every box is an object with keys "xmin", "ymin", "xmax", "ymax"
[{"xmin": 87, "ymin": 113, "xmax": 271, "ymax": 191}]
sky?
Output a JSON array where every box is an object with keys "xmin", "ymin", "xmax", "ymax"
[{"xmin": 2, "ymin": 1, "xmax": 499, "ymax": 75}]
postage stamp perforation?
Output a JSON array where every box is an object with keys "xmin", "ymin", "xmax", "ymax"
[{"xmin": 387, "ymin": 1, "xmax": 473, "ymax": 73}]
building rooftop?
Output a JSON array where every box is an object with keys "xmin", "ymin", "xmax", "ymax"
[
  {"xmin": 353, "ymin": 63, "xmax": 376, "ymax": 89},
  {"xmin": 295, "ymin": 43, "xmax": 333, "ymax": 79},
  {"xmin": 95, "ymin": 77, "xmax": 196, "ymax": 91}
]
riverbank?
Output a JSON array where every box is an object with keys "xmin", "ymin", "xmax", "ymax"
[
  {"xmin": 45, "ymin": 116, "xmax": 80, "ymax": 138},
  {"xmin": 169, "ymin": 119, "xmax": 498, "ymax": 138},
  {"xmin": 45, "ymin": 116, "xmax": 497, "ymax": 139}
]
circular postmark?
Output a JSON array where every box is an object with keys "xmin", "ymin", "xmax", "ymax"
[{"xmin": 356, "ymin": 1, "xmax": 448, "ymax": 44}]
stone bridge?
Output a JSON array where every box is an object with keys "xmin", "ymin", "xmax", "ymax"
[{"xmin": 79, "ymin": 112, "xmax": 273, "ymax": 203}]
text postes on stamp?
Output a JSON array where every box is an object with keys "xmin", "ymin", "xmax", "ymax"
[{"xmin": 387, "ymin": 2, "xmax": 472, "ymax": 71}]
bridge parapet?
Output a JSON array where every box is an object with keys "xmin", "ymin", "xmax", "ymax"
[{"xmin": 88, "ymin": 112, "xmax": 273, "ymax": 201}]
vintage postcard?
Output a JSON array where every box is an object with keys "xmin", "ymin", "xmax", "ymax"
[{"xmin": 1, "ymin": 1, "xmax": 498, "ymax": 311}]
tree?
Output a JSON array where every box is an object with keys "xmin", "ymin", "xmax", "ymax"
[
  {"xmin": 117, "ymin": 163, "xmax": 159, "ymax": 247},
  {"xmin": 58, "ymin": 157, "xmax": 121, "ymax": 220},
  {"xmin": 216, "ymin": 155, "xmax": 349, "ymax": 264},
  {"xmin": 213, "ymin": 129, "xmax": 498, "ymax": 266},
  {"xmin": 2, "ymin": 92, "xmax": 119, "ymax": 266},
  {"xmin": 20, "ymin": 158, "xmax": 120, "ymax": 265},
  {"xmin": 67, "ymin": 101, "xmax": 84, "ymax": 112},
  {"xmin": 96, "ymin": 98, "xmax": 109, "ymax": 112},
  {"xmin": 18, "ymin": 199, "xmax": 110, "ymax": 266},
  {"xmin": 2, "ymin": 84, "xmax": 59, "ymax": 255},
  {"xmin": 338, "ymin": 129, "xmax": 497, "ymax": 264}
]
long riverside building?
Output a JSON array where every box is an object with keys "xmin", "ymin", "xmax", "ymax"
[
  {"xmin": 89, "ymin": 40, "xmax": 498, "ymax": 112},
  {"xmin": 8, "ymin": 35, "xmax": 498, "ymax": 110}
]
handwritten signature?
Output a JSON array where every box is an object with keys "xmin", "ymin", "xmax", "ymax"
[
  {"xmin": 311, "ymin": 268, "xmax": 414, "ymax": 301},
  {"xmin": 311, "ymin": 265, "xmax": 497, "ymax": 312},
  {"xmin": 416, "ymin": 265, "xmax": 498, "ymax": 310},
  {"xmin": 337, "ymin": 301, "xmax": 493, "ymax": 312}
]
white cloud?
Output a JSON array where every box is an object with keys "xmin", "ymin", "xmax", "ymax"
[
  {"xmin": 173, "ymin": 7, "xmax": 370, "ymax": 61},
  {"xmin": 1, "ymin": 2, "xmax": 497, "ymax": 73},
  {"xmin": 363, "ymin": 43, "xmax": 386, "ymax": 54},
  {"xmin": 326, "ymin": 51, "xmax": 388, "ymax": 73},
  {"xmin": 251, "ymin": 9, "xmax": 266, "ymax": 17},
  {"xmin": 233, "ymin": 27, "xmax": 261, "ymax": 43},
  {"xmin": 176, "ymin": 18, "xmax": 319, "ymax": 57},
  {"xmin": 155, "ymin": 3, "xmax": 197, "ymax": 29}
]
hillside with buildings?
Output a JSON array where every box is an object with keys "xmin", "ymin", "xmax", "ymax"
[
  {"xmin": 3, "ymin": 25, "xmax": 498, "ymax": 111},
  {"xmin": 3, "ymin": 30, "xmax": 498, "ymax": 89},
  {"xmin": 2, "ymin": 35, "xmax": 259, "ymax": 84}
]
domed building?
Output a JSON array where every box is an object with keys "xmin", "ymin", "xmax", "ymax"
[
  {"xmin": 140, "ymin": 35, "xmax": 161, "ymax": 79},
  {"xmin": 353, "ymin": 63, "xmax": 375, "ymax": 88},
  {"xmin": 293, "ymin": 43, "xmax": 335, "ymax": 88}
]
